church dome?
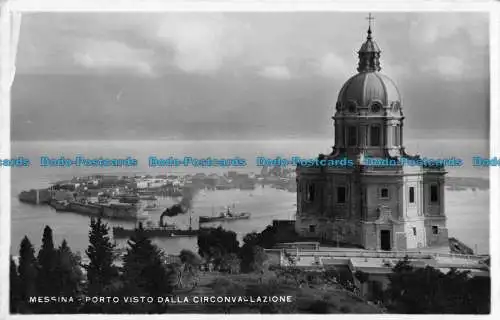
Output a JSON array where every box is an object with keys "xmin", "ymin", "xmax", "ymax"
[
  {"xmin": 338, "ymin": 72, "xmax": 400, "ymax": 108},
  {"xmin": 336, "ymin": 21, "xmax": 401, "ymax": 109}
]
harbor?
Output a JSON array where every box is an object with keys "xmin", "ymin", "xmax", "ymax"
[
  {"xmin": 12, "ymin": 178, "xmax": 299, "ymax": 256},
  {"xmin": 16, "ymin": 167, "xmax": 296, "ymax": 222}
]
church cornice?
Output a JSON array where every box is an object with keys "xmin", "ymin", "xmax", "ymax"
[{"xmin": 332, "ymin": 115, "xmax": 404, "ymax": 120}]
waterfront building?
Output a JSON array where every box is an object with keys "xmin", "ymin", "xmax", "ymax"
[{"xmin": 295, "ymin": 20, "xmax": 449, "ymax": 251}]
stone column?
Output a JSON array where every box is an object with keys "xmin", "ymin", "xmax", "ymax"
[
  {"xmin": 440, "ymin": 180, "xmax": 445, "ymax": 216},
  {"xmin": 397, "ymin": 182, "xmax": 403, "ymax": 220},
  {"xmin": 399, "ymin": 121, "xmax": 404, "ymax": 147},
  {"xmin": 334, "ymin": 119, "xmax": 340, "ymax": 147},
  {"xmin": 337, "ymin": 120, "xmax": 345, "ymax": 148},
  {"xmin": 384, "ymin": 122, "xmax": 392, "ymax": 148},
  {"xmin": 360, "ymin": 124, "xmax": 368, "ymax": 149}
]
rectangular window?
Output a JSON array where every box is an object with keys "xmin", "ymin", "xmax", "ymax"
[
  {"xmin": 430, "ymin": 185, "xmax": 439, "ymax": 203},
  {"xmin": 306, "ymin": 184, "xmax": 315, "ymax": 202},
  {"xmin": 412, "ymin": 227, "xmax": 417, "ymax": 236},
  {"xmin": 432, "ymin": 226, "xmax": 439, "ymax": 235},
  {"xmin": 370, "ymin": 125, "xmax": 381, "ymax": 146},
  {"xmin": 380, "ymin": 188, "xmax": 389, "ymax": 199},
  {"xmin": 409, "ymin": 187, "xmax": 415, "ymax": 203},
  {"xmin": 337, "ymin": 186, "xmax": 346, "ymax": 203},
  {"xmin": 309, "ymin": 225, "xmax": 316, "ymax": 233},
  {"xmin": 348, "ymin": 126, "xmax": 357, "ymax": 146}
]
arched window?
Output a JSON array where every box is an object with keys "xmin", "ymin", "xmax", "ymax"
[{"xmin": 370, "ymin": 125, "xmax": 381, "ymax": 146}]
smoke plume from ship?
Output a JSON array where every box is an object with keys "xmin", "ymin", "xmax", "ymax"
[{"xmin": 162, "ymin": 186, "xmax": 198, "ymax": 218}]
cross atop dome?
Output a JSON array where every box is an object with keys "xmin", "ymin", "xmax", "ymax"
[
  {"xmin": 366, "ymin": 13, "xmax": 375, "ymax": 38},
  {"xmin": 357, "ymin": 13, "xmax": 381, "ymax": 73}
]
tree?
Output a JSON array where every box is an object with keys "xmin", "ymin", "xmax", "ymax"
[
  {"xmin": 242, "ymin": 232, "xmax": 260, "ymax": 247},
  {"xmin": 241, "ymin": 227, "xmax": 279, "ymax": 250},
  {"xmin": 466, "ymin": 274, "xmax": 490, "ymax": 314},
  {"xmin": 197, "ymin": 227, "xmax": 239, "ymax": 267},
  {"xmin": 37, "ymin": 226, "xmax": 59, "ymax": 297},
  {"xmin": 240, "ymin": 244, "xmax": 268, "ymax": 273},
  {"xmin": 276, "ymin": 267, "xmax": 306, "ymax": 287},
  {"xmin": 84, "ymin": 217, "xmax": 119, "ymax": 296},
  {"xmin": 121, "ymin": 223, "xmax": 172, "ymax": 313},
  {"xmin": 178, "ymin": 250, "xmax": 203, "ymax": 289},
  {"xmin": 10, "ymin": 257, "xmax": 21, "ymax": 313},
  {"xmin": 385, "ymin": 257, "xmax": 490, "ymax": 314},
  {"xmin": 258, "ymin": 225, "xmax": 278, "ymax": 248},
  {"xmin": 166, "ymin": 263, "xmax": 184, "ymax": 289},
  {"xmin": 53, "ymin": 240, "xmax": 84, "ymax": 313},
  {"xmin": 17, "ymin": 236, "xmax": 38, "ymax": 313},
  {"xmin": 219, "ymin": 253, "xmax": 241, "ymax": 274}
]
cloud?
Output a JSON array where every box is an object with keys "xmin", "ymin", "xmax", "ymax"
[
  {"xmin": 381, "ymin": 60, "xmax": 407, "ymax": 80},
  {"xmin": 258, "ymin": 65, "xmax": 292, "ymax": 80},
  {"xmin": 421, "ymin": 56, "xmax": 465, "ymax": 80},
  {"xmin": 317, "ymin": 52, "xmax": 352, "ymax": 79},
  {"xmin": 411, "ymin": 13, "xmax": 488, "ymax": 47},
  {"xmin": 156, "ymin": 14, "xmax": 247, "ymax": 74},
  {"xmin": 73, "ymin": 39, "xmax": 154, "ymax": 76}
]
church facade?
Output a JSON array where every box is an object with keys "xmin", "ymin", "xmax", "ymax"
[{"xmin": 295, "ymin": 22, "xmax": 449, "ymax": 251}]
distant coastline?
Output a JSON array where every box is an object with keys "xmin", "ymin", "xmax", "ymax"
[{"xmin": 445, "ymin": 176, "xmax": 489, "ymax": 191}]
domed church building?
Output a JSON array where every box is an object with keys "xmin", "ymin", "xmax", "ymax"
[{"xmin": 295, "ymin": 19, "xmax": 449, "ymax": 251}]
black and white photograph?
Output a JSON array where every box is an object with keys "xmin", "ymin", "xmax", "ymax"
[{"xmin": 2, "ymin": 6, "xmax": 492, "ymax": 315}]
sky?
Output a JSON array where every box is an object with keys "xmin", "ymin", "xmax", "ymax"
[{"xmin": 11, "ymin": 12, "xmax": 490, "ymax": 141}]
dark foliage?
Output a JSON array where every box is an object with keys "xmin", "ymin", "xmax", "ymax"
[
  {"xmin": 197, "ymin": 227, "xmax": 239, "ymax": 266},
  {"xmin": 219, "ymin": 253, "xmax": 241, "ymax": 274},
  {"xmin": 386, "ymin": 257, "xmax": 490, "ymax": 314},
  {"xmin": 302, "ymin": 294, "xmax": 339, "ymax": 314},
  {"xmin": 173, "ymin": 249, "xmax": 203, "ymax": 289},
  {"xmin": 241, "ymin": 226, "xmax": 279, "ymax": 249},
  {"xmin": 120, "ymin": 223, "xmax": 172, "ymax": 313},
  {"xmin": 211, "ymin": 278, "xmax": 245, "ymax": 313},
  {"xmin": 10, "ymin": 256, "xmax": 22, "ymax": 313},
  {"xmin": 84, "ymin": 217, "xmax": 119, "ymax": 296},
  {"xmin": 354, "ymin": 270, "xmax": 369, "ymax": 284},
  {"xmin": 36, "ymin": 226, "xmax": 59, "ymax": 299},
  {"xmin": 16, "ymin": 236, "xmax": 38, "ymax": 313},
  {"xmin": 52, "ymin": 240, "xmax": 84, "ymax": 313},
  {"xmin": 257, "ymin": 225, "xmax": 279, "ymax": 248},
  {"xmin": 240, "ymin": 244, "xmax": 268, "ymax": 273}
]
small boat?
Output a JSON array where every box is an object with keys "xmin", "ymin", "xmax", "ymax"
[{"xmin": 199, "ymin": 205, "xmax": 251, "ymax": 223}]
